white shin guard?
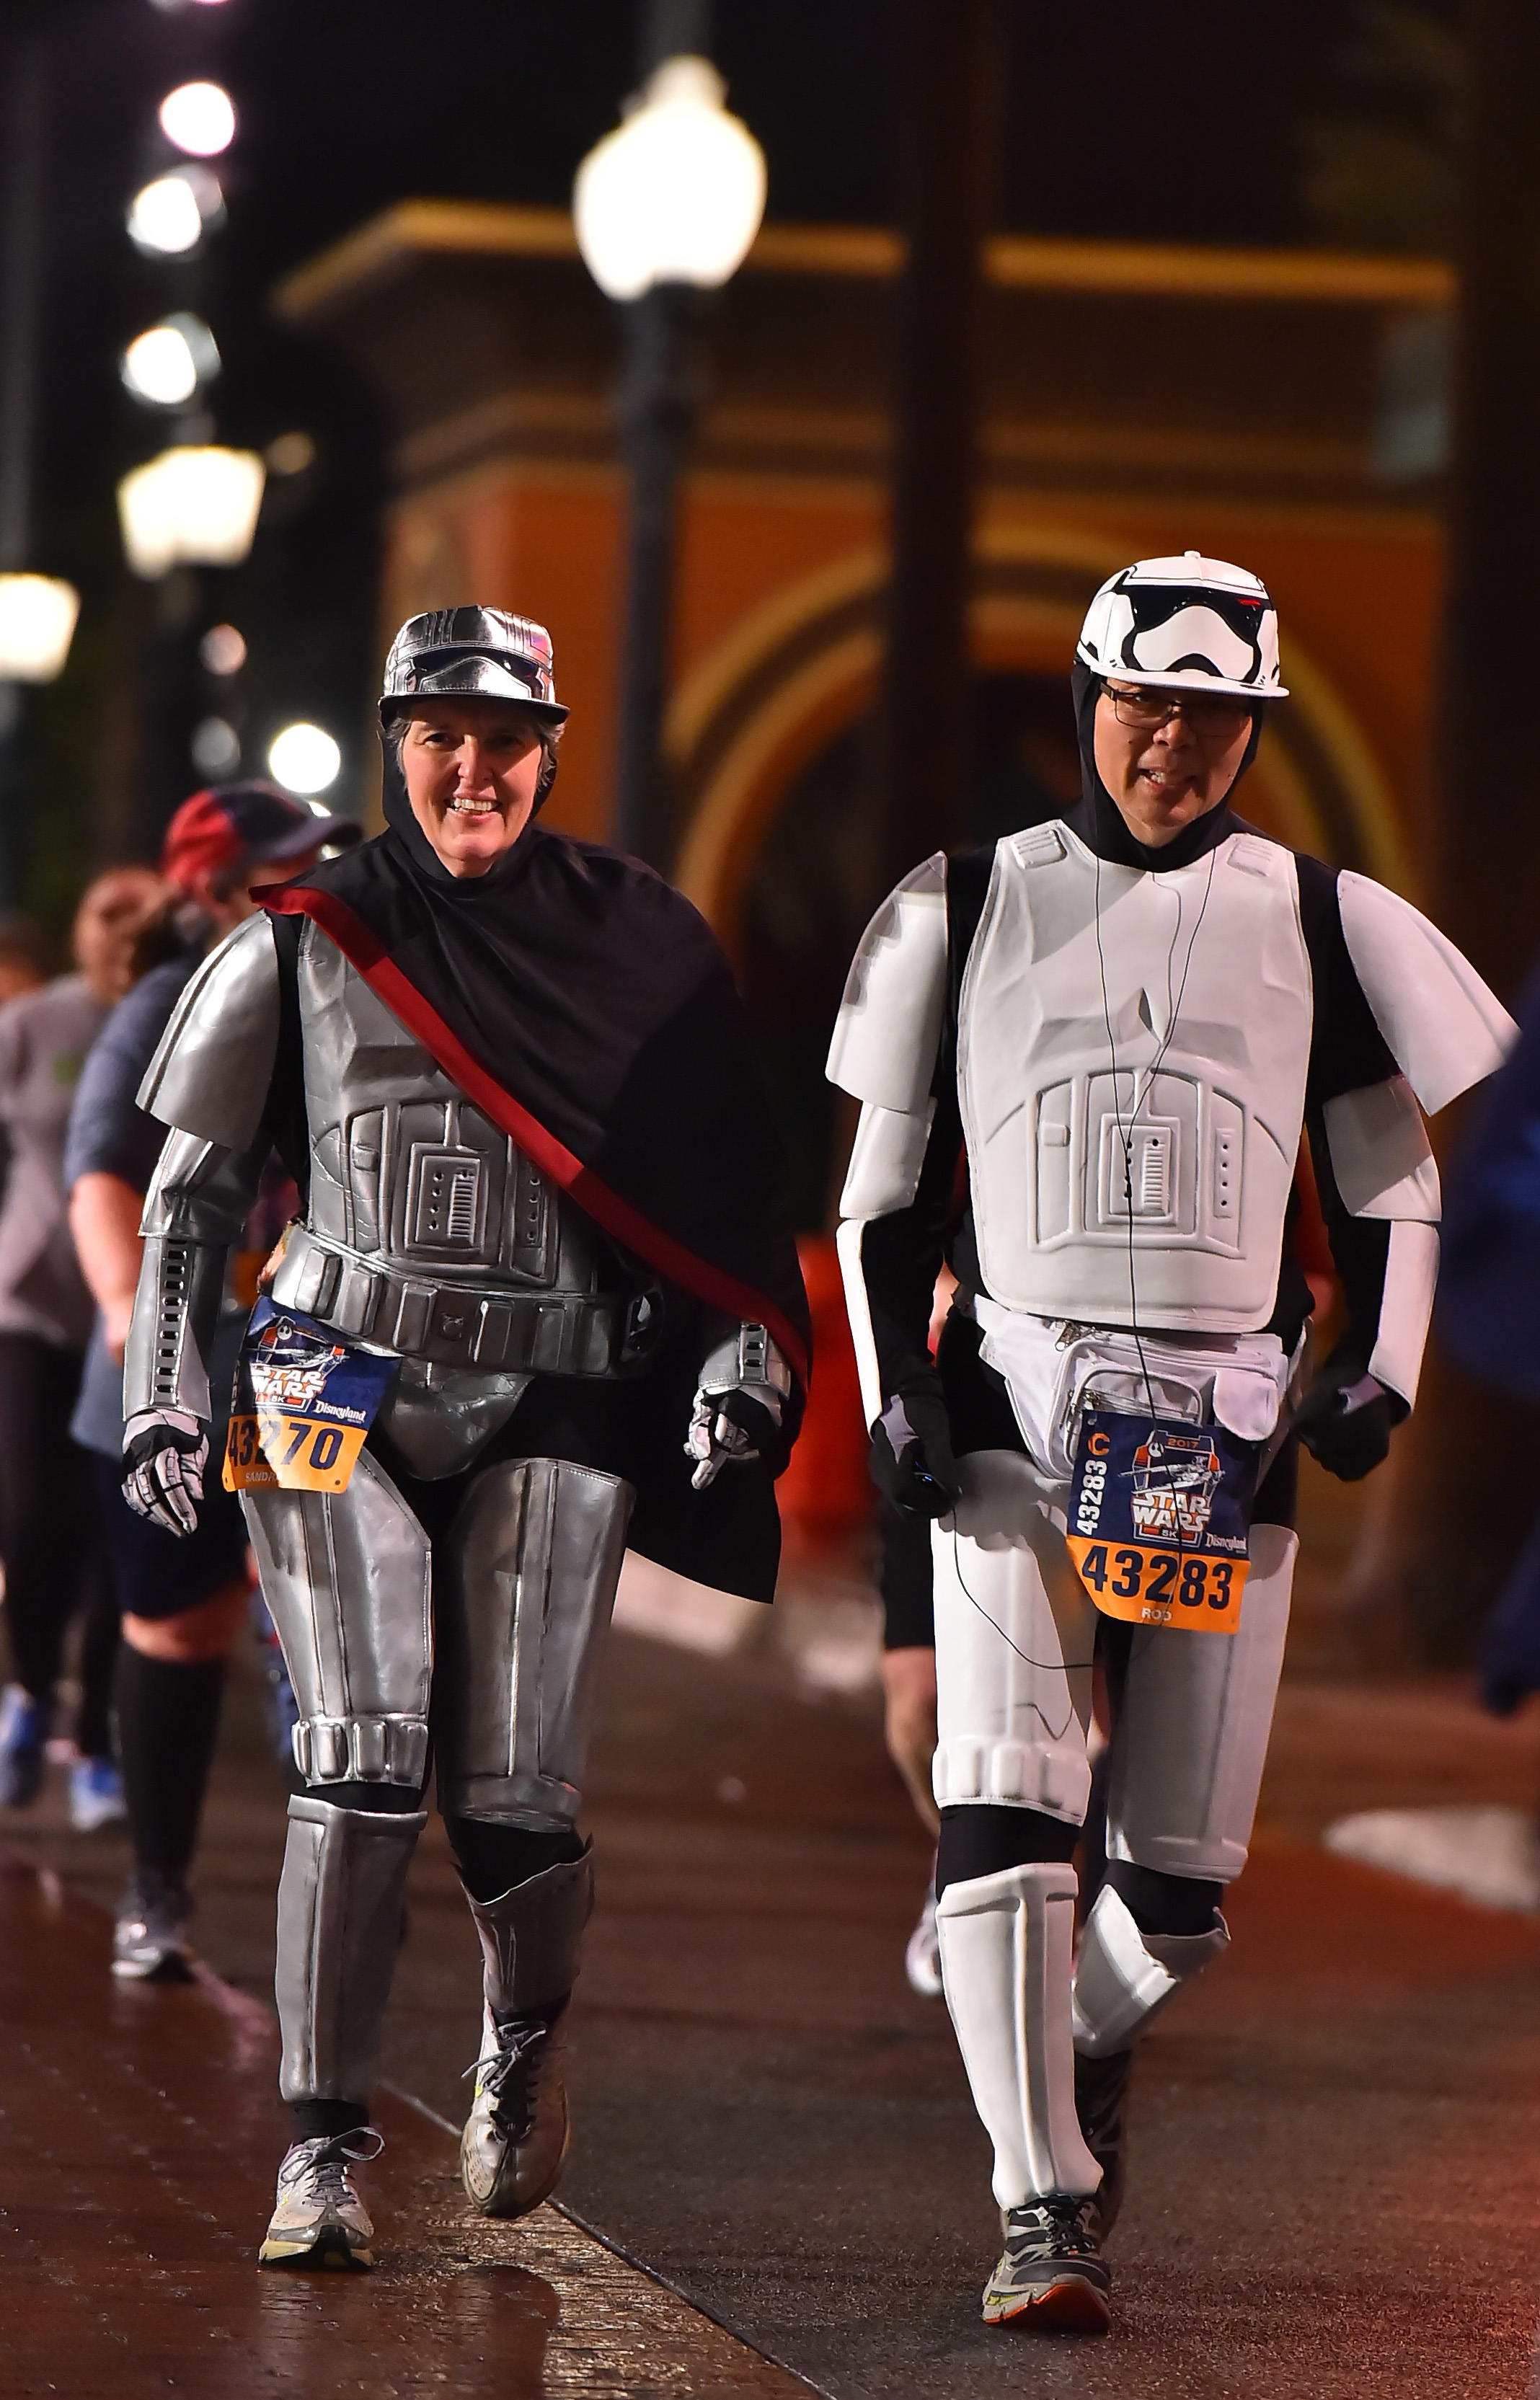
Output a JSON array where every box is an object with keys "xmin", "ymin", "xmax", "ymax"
[
  {"xmin": 1071, "ymin": 1882, "xmax": 1230, "ymax": 2058},
  {"xmin": 935, "ymin": 1862, "xmax": 1101, "ymax": 2207}
]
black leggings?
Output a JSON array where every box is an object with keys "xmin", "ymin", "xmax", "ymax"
[{"xmin": 0, "ymin": 1333, "xmax": 117, "ymax": 1750}]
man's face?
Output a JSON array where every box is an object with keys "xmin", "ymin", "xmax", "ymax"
[
  {"xmin": 1092, "ymin": 681, "xmax": 1254, "ymax": 849},
  {"xmin": 398, "ymin": 699, "xmax": 545, "ymax": 878}
]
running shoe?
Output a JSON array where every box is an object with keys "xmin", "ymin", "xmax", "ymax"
[
  {"xmin": 112, "ymin": 1879, "xmax": 195, "ymax": 1983},
  {"xmin": 904, "ymin": 1877, "xmax": 944, "ymax": 1998},
  {"xmin": 70, "ymin": 1755, "xmax": 127, "ymax": 1833},
  {"xmin": 259, "ymin": 2130, "xmax": 383, "ymax": 2270},
  {"xmin": 983, "ymin": 2196, "xmax": 1111, "ymax": 2332},
  {"xmin": 0, "ymin": 1683, "xmax": 50, "ymax": 1808},
  {"xmin": 460, "ymin": 2000, "xmax": 571, "ymax": 2217},
  {"xmin": 1074, "ymin": 2047, "xmax": 1133, "ymax": 2239}
]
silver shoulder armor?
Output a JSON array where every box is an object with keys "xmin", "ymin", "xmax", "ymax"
[
  {"xmin": 1336, "ymin": 873, "xmax": 1515, "ymax": 1115},
  {"xmin": 137, "ymin": 912, "xmax": 282, "ymax": 1150},
  {"xmin": 826, "ymin": 851, "xmax": 949, "ymax": 1113}
]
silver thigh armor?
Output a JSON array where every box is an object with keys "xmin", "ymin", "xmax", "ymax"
[{"xmin": 244, "ymin": 1444, "xmax": 633, "ymax": 1827}]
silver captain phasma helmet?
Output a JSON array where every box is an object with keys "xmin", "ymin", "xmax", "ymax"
[{"xmin": 379, "ymin": 606, "xmax": 569, "ymax": 726}]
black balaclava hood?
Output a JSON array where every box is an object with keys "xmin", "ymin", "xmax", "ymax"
[{"xmin": 1067, "ymin": 662, "xmax": 1265, "ymax": 872}]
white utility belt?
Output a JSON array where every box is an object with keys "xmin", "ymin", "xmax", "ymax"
[{"xmin": 973, "ymin": 1298, "xmax": 1299, "ymax": 1489}]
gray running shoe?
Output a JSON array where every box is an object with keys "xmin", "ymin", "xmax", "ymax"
[
  {"xmin": 983, "ymin": 2196, "xmax": 1111, "ymax": 2332},
  {"xmin": 259, "ymin": 2130, "xmax": 383, "ymax": 2270},
  {"xmin": 460, "ymin": 2000, "xmax": 570, "ymax": 2216},
  {"xmin": 112, "ymin": 1882, "xmax": 195, "ymax": 1983},
  {"xmin": 904, "ymin": 1878, "xmax": 943, "ymax": 1998}
]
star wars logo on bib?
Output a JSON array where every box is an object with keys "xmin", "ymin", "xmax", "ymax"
[
  {"xmin": 1066, "ymin": 1407, "xmax": 1259, "ymax": 1634},
  {"xmin": 223, "ymin": 1299, "xmax": 397, "ymax": 1495}
]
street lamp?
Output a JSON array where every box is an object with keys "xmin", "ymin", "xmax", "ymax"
[
  {"xmin": 268, "ymin": 722, "xmax": 340, "ymax": 795},
  {"xmin": 117, "ymin": 446, "xmax": 266, "ymax": 578},
  {"xmin": 574, "ymin": 32, "xmax": 766, "ymax": 865},
  {"xmin": 0, "ymin": 577, "xmax": 79, "ymax": 683},
  {"xmin": 126, "ymin": 168, "xmax": 224, "ymax": 258},
  {"xmin": 157, "ymin": 81, "xmax": 237, "ymax": 159}
]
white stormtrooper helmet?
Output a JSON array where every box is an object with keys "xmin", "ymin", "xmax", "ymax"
[{"xmin": 1076, "ymin": 552, "xmax": 1288, "ymax": 702}]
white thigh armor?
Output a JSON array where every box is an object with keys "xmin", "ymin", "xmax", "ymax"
[
  {"xmin": 931, "ymin": 1451, "xmax": 1097, "ymax": 1823},
  {"xmin": 932, "ymin": 1403, "xmax": 1298, "ymax": 1884}
]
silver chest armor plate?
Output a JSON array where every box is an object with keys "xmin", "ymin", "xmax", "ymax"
[
  {"xmin": 296, "ymin": 923, "xmax": 589, "ymax": 1293},
  {"xmin": 264, "ymin": 926, "xmax": 646, "ymax": 1475},
  {"xmin": 958, "ymin": 826, "xmax": 1313, "ymax": 1332}
]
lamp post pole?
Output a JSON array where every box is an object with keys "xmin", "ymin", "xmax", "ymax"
[
  {"xmin": 0, "ymin": 25, "xmax": 49, "ymax": 906},
  {"xmin": 613, "ymin": 278, "xmax": 707, "ymax": 867},
  {"xmin": 610, "ymin": 0, "xmax": 714, "ymax": 869}
]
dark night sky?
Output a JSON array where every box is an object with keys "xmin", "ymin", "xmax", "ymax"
[
  {"xmin": 40, "ymin": 0, "xmax": 1348, "ymax": 516},
  {"xmin": 10, "ymin": 0, "xmax": 1357, "ymax": 909}
]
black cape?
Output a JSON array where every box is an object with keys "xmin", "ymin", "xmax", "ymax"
[{"xmin": 263, "ymin": 775, "xmax": 809, "ymax": 1603}]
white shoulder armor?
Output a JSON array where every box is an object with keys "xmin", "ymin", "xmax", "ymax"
[
  {"xmin": 826, "ymin": 852, "xmax": 949, "ymax": 1114},
  {"xmin": 1336, "ymin": 872, "xmax": 1515, "ymax": 1114},
  {"xmin": 137, "ymin": 913, "xmax": 282, "ymax": 1151}
]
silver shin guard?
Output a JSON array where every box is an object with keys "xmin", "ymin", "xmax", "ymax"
[
  {"xmin": 466, "ymin": 1848, "xmax": 595, "ymax": 2016},
  {"xmin": 935, "ymin": 1863, "xmax": 1102, "ymax": 2208},
  {"xmin": 275, "ymin": 1794, "xmax": 426, "ymax": 2104},
  {"xmin": 435, "ymin": 1456, "xmax": 632, "ymax": 1828},
  {"xmin": 1071, "ymin": 1882, "xmax": 1230, "ymax": 2058}
]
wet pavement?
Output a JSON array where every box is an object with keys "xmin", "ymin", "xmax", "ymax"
[{"xmin": 6, "ymin": 1600, "xmax": 1540, "ymax": 2398}]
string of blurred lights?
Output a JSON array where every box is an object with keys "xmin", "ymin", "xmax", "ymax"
[{"xmin": 112, "ymin": 0, "xmax": 339, "ymax": 801}]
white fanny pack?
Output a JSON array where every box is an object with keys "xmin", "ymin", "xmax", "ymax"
[{"xmin": 974, "ymin": 1298, "xmax": 1293, "ymax": 1486}]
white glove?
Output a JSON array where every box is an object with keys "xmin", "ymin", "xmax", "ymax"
[{"xmin": 122, "ymin": 1408, "xmax": 208, "ymax": 1538}]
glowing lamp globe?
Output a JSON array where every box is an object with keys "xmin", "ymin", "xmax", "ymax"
[
  {"xmin": 574, "ymin": 57, "xmax": 766, "ymax": 302},
  {"xmin": 118, "ymin": 446, "xmax": 266, "ymax": 579},
  {"xmin": 268, "ymin": 723, "xmax": 341, "ymax": 795},
  {"xmin": 0, "ymin": 577, "xmax": 81, "ymax": 683},
  {"xmin": 158, "ymin": 81, "xmax": 236, "ymax": 159}
]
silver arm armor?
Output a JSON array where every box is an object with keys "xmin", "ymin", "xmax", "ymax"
[{"xmin": 123, "ymin": 1128, "xmax": 267, "ymax": 1425}]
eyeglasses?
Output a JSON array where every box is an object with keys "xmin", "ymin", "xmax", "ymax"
[{"xmin": 1102, "ymin": 683, "xmax": 1254, "ymax": 739}]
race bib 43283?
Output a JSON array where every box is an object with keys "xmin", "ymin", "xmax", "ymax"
[
  {"xmin": 222, "ymin": 1298, "xmax": 397, "ymax": 1495},
  {"xmin": 1066, "ymin": 1407, "xmax": 1260, "ymax": 1634}
]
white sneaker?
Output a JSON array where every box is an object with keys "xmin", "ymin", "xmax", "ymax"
[
  {"xmin": 460, "ymin": 2001, "xmax": 570, "ymax": 2217},
  {"xmin": 905, "ymin": 1879, "xmax": 944, "ymax": 1998},
  {"xmin": 258, "ymin": 2130, "xmax": 383, "ymax": 2270},
  {"xmin": 112, "ymin": 1881, "xmax": 195, "ymax": 1983}
]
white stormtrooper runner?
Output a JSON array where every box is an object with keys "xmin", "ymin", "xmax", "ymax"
[{"xmin": 829, "ymin": 554, "xmax": 1513, "ymax": 2332}]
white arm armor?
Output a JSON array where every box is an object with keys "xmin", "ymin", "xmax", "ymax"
[
  {"xmin": 1322, "ymin": 1074, "xmax": 1440, "ymax": 1409},
  {"xmin": 1336, "ymin": 874, "xmax": 1516, "ymax": 1114},
  {"xmin": 137, "ymin": 911, "xmax": 283, "ymax": 1149},
  {"xmin": 826, "ymin": 852, "xmax": 949, "ymax": 1111}
]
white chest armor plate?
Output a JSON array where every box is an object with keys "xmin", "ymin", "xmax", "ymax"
[{"xmin": 957, "ymin": 825, "xmax": 1313, "ymax": 1332}]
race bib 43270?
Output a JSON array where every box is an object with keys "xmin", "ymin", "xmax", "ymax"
[
  {"xmin": 1066, "ymin": 1407, "xmax": 1260, "ymax": 1634},
  {"xmin": 222, "ymin": 1298, "xmax": 397, "ymax": 1495}
]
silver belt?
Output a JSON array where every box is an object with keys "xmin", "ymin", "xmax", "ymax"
[{"xmin": 267, "ymin": 1224, "xmax": 653, "ymax": 1378}]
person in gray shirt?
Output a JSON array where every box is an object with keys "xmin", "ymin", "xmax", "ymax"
[{"xmin": 0, "ymin": 869, "xmax": 162, "ymax": 1828}]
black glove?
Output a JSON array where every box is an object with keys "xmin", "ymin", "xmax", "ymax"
[
  {"xmin": 1293, "ymin": 1364, "xmax": 1397, "ymax": 1482},
  {"xmin": 869, "ymin": 1381, "xmax": 962, "ymax": 1518}
]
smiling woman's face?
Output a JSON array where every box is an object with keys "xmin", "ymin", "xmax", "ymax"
[
  {"xmin": 398, "ymin": 698, "xmax": 546, "ymax": 877},
  {"xmin": 1092, "ymin": 682, "xmax": 1254, "ymax": 849}
]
